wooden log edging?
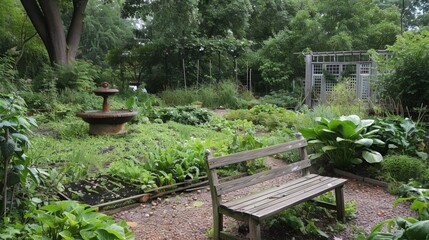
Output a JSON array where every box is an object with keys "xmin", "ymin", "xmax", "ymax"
[{"xmin": 333, "ymin": 168, "xmax": 388, "ymax": 188}]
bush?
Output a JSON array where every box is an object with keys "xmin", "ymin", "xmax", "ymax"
[
  {"xmin": 300, "ymin": 115, "xmax": 384, "ymax": 171},
  {"xmin": 224, "ymin": 104, "xmax": 299, "ymax": 130},
  {"xmin": 257, "ymin": 90, "xmax": 301, "ymax": 109},
  {"xmin": 371, "ymin": 31, "xmax": 429, "ymax": 109},
  {"xmin": 151, "ymin": 105, "xmax": 213, "ymax": 125},
  {"xmin": 382, "ymin": 155, "xmax": 426, "ymax": 182}
]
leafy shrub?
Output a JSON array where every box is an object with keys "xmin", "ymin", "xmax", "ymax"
[
  {"xmin": 382, "ymin": 155, "xmax": 426, "ymax": 182},
  {"xmin": 370, "ymin": 117, "xmax": 428, "ymax": 160},
  {"xmin": 109, "ymin": 138, "xmax": 208, "ymax": 189},
  {"xmin": 0, "ymin": 93, "xmax": 38, "ymax": 217},
  {"xmin": 56, "ymin": 60, "xmax": 99, "ymax": 91},
  {"xmin": 300, "ymin": 115, "xmax": 384, "ymax": 170},
  {"xmin": 257, "ymin": 90, "xmax": 300, "ymax": 109},
  {"xmin": 370, "ymin": 31, "xmax": 429, "ymax": 109},
  {"xmin": 365, "ymin": 217, "xmax": 429, "ymax": 240},
  {"xmin": 108, "ymin": 159, "xmax": 157, "ymax": 190},
  {"xmin": 224, "ymin": 104, "xmax": 299, "ymax": 130},
  {"xmin": 30, "ymin": 201, "xmax": 134, "ymax": 239},
  {"xmin": 205, "ymin": 117, "xmax": 256, "ymax": 135},
  {"xmin": 151, "ymin": 105, "xmax": 213, "ymax": 125}
]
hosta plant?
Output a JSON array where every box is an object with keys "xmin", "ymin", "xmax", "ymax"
[
  {"xmin": 364, "ymin": 217, "xmax": 429, "ymax": 240},
  {"xmin": 30, "ymin": 200, "xmax": 134, "ymax": 240},
  {"xmin": 300, "ymin": 115, "xmax": 384, "ymax": 170}
]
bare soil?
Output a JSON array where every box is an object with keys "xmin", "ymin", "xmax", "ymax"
[{"xmin": 114, "ymin": 158, "xmax": 415, "ymax": 240}]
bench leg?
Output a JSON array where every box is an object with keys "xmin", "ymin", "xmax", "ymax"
[
  {"xmin": 248, "ymin": 218, "xmax": 261, "ymax": 240},
  {"xmin": 213, "ymin": 210, "xmax": 223, "ymax": 240},
  {"xmin": 335, "ymin": 186, "xmax": 346, "ymax": 222}
]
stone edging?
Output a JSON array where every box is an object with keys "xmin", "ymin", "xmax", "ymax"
[{"xmin": 333, "ymin": 168, "xmax": 388, "ymax": 188}]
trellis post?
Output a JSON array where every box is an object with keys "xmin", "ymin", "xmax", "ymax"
[{"xmin": 304, "ymin": 54, "xmax": 312, "ymax": 106}]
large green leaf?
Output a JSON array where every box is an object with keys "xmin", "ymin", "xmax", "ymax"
[
  {"xmin": 400, "ymin": 119, "xmax": 416, "ymax": 135},
  {"xmin": 1, "ymin": 137, "xmax": 16, "ymax": 159},
  {"xmin": 405, "ymin": 220, "xmax": 429, "ymax": 239},
  {"xmin": 309, "ymin": 152, "xmax": 324, "ymax": 160},
  {"xmin": 327, "ymin": 119, "xmax": 342, "ymax": 131},
  {"xmin": 316, "ymin": 128, "xmax": 337, "ymax": 141},
  {"xmin": 355, "ymin": 138, "xmax": 373, "ymax": 147},
  {"xmin": 340, "ymin": 115, "xmax": 361, "ymax": 125},
  {"xmin": 351, "ymin": 158, "xmax": 363, "ymax": 164},
  {"xmin": 336, "ymin": 137, "xmax": 351, "ymax": 142},
  {"xmin": 322, "ymin": 146, "xmax": 337, "ymax": 152},
  {"xmin": 300, "ymin": 128, "xmax": 317, "ymax": 139},
  {"xmin": 308, "ymin": 139, "xmax": 323, "ymax": 144},
  {"xmin": 372, "ymin": 138, "xmax": 385, "ymax": 146},
  {"xmin": 362, "ymin": 150, "xmax": 383, "ymax": 163},
  {"xmin": 358, "ymin": 119, "xmax": 374, "ymax": 129},
  {"xmin": 337, "ymin": 120, "xmax": 357, "ymax": 138}
]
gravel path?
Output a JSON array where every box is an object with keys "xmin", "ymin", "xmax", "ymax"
[{"xmin": 114, "ymin": 159, "xmax": 415, "ymax": 240}]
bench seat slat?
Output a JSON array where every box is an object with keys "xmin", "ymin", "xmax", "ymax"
[
  {"xmin": 216, "ymin": 160, "xmax": 311, "ymax": 195},
  {"xmin": 239, "ymin": 176, "xmax": 339, "ymax": 213},
  {"xmin": 220, "ymin": 176, "xmax": 347, "ymax": 221},
  {"xmin": 208, "ymin": 139, "xmax": 307, "ymax": 169},
  {"xmin": 222, "ymin": 174, "xmax": 322, "ymax": 210}
]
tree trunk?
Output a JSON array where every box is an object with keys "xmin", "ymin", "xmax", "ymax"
[{"xmin": 20, "ymin": 0, "xmax": 88, "ymax": 65}]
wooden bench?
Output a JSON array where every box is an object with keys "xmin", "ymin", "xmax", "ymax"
[{"xmin": 205, "ymin": 135, "xmax": 348, "ymax": 240}]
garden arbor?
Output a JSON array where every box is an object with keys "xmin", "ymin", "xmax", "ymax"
[{"xmin": 304, "ymin": 51, "xmax": 388, "ymax": 106}]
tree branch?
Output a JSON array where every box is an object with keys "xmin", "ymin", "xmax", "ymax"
[
  {"xmin": 67, "ymin": 0, "xmax": 89, "ymax": 61},
  {"xmin": 19, "ymin": 1, "xmax": 48, "ymax": 48}
]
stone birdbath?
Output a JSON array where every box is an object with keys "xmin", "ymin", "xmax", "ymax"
[{"xmin": 76, "ymin": 82, "xmax": 137, "ymax": 135}]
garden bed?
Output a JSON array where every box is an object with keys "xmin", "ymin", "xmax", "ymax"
[
  {"xmin": 61, "ymin": 175, "xmax": 144, "ymax": 209},
  {"xmin": 61, "ymin": 175, "xmax": 213, "ymax": 211}
]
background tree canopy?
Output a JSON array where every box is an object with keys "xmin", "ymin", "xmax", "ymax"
[{"xmin": 1, "ymin": 0, "xmax": 427, "ymax": 98}]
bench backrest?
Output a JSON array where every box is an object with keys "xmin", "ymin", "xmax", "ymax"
[{"xmin": 205, "ymin": 136, "xmax": 310, "ymax": 200}]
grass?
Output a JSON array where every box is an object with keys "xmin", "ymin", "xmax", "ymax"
[{"xmin": 30, "ymin": 116, "xmax": 234, "ymax": 181}]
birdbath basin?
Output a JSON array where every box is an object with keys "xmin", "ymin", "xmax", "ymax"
[{"xmin": 76, "ymin": 82, "xmax": 137, "ymax": 135}]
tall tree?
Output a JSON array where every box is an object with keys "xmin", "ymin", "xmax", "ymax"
[
  {"xmin": 79, "ymin": 0, "xmax": 134, "ymax": 65},
  {"xmin": 20, "ymin": 0, "xmax": 88, "ymax": 65}
]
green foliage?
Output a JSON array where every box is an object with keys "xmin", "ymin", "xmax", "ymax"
[
  {"xmin": 225, "ymin": 104, "xmax": 299, "ymax": 130},
  {"xmin": 396, "ymin": 185, "xmax": 429, "ymax": 220},
  {"xmin": 217, "ymin": 130, "xmax": 267, "ymax": 176},
  {"xmin": 363, "ymin": 181, "xmax": 429, "ymax": 238},
  {"xmin": 79, "ymin": 0, "xmax": 134, "ymax": 65},
  {"xmin": 0, "ymin": 56, "xmax": 21, "ymax": 93},
  {"xmin": 56, "ymin": 60, "xmax": 99, "ymax": 91},
  {"xmin": 382, "ymin": 155, "xmax": 426, "ymax": 182},
  {"xmin": 151, "ymin": 105, "xmax": 213, "ymax": 126},
  {"xmin": 108, "ymin": 159, "xmax": 156, "ymax": 191},
  {"xmin": 109, "ymin": 138, "xmax": 209, "ymax": 190},
  {"xmin": 267, "ymin": 193, "xmax": 356, "ymax": 238},
  {"xmin": 159, "ymin": 82, "xmax": 248, "ymax": 109},
  {"xmin": 205, "ymin": 117, "xmax": 256, "ymax": 135},
  {"xmin": 365, "ymin": 217, "xmax": 429, "ymax": 240},
  {"xmin": 300, "ymin": 115, "xmax": 384, "ymax": 170},
  {"xmin": 0, "ymin": 93, "xmax": 38, "ymax": 217},
  {"xmin": 257, "ymin": 89, "xmax": 301, "ymax": 109},
  {"xmin": 372, "ymin": 31, "xmax": 429, "ymax": 109},
  {"xmin": 327, "ymin": 81, "xmax": 368, "ymax": 117},
  {"xmin": 371, "ymin": 117, "xmax": 428, "ymax": 160},
  {"xmin": 30, "ymin": 200, "xmax": 134, "ymax": 240}
]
